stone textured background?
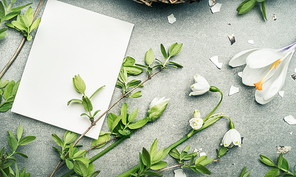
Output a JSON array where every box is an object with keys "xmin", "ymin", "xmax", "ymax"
[{"xmin": 0, "ymin": 0, "xmax": 295, "ymax": 176}]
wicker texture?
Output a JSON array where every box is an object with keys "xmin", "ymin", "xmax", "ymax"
[{"xmin": 133, "ymin": 0, "xmax": 202, "ymax": 6}]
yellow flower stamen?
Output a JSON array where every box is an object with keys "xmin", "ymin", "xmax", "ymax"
[{"xmin": 254, "ymin": 59, "xmax": 281, "ymax": 90}]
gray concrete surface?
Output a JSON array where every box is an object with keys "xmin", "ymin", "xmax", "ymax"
[{"xmin": 1, "ymin": 0, "xmax": 296, "ymax": 176}]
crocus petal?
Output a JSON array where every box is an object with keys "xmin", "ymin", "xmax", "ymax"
[
  {"xmin": 229, "ymin": 48, "xmax": 259, "ymax": 67},
  {"xmin": 255, "ymin": 52, "xmax": 293, "ymax": 104},
  {"xmin": 242, "ymin": 64, "xmax": 276, "ymax": 86},
  {"xmin": 246, "ymin": 48, "xmax": 289, "ymax": 69}
]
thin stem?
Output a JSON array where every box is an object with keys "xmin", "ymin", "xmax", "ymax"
[
  {"xmin": 203, "ymin": 89, "xmax": 223, "ymax": 122},
  {"xmin": 0, "ymin": 0, "xmax": 44, "ymax": 79},
  {"xmin": 50, "ymin": 70, "xmax": 162, "ymax": 176},
  {"xmin": 157, "ymin": 164, "xmax": 181, "ymax": 172},
  {"xmin": 48, "ymin": 159, "xmax": 62, "ymax": 177}
]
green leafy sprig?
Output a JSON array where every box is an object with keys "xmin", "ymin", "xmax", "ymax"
[
  {"xmin": 239, "ymin": 166, "xmax": 251, "ymax": 177},
  {"xmin": 51, "ymin": 131, "xmax": 100, "ymax": 177},
  {"xmin": 0, "ymin": 79, "xmax": 20, "ymax": 112},
  {"xmin": 0, "ymin": 0, "xmax": 32, "ymax": 39},
  {"xmin": 0, "ymin": 125, "xmax": 35, "ymax": 176},
  {"xmin": 260, "ymin": 153, "xmax": 294, "ymax": 176},
  {"xmin": 237, "ymin": 0, "xmax": 267, "ymax": 20},
  {"xmin": 5, "ymin": 6, "xmax": 40, "ymax": 41}
]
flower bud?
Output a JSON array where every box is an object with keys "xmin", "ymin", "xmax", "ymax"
[
  {"xmin": 220, "ymin": 129, "xmax": 241, "ymax": 148},
  {"xmin": 147, "ymin": 97, "xmax": 170, "ymax": 122},
  {"xmin": 189, "ymin": 118, "xmax": 203, "ymax": 130},
  {"xmin": 73, "ymin": 74, "xmax": 86, "ymax": 94},
  {"xmin": 193, "ymin": 110, "xmax": 201, "ymax": 119},
  {"xmin": 189, "ymin": 75, "xmax": 210, "ymax": 96}
]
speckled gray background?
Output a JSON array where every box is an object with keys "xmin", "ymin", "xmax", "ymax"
[{"xmin": 1, "ymin": 0, "xmax": 296, "ymax": 176}]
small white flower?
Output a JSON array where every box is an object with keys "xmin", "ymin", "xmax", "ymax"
[
  {"xmin": 220, "ymin": 129, "xmax": 241, "ymax": 148},
  {"xmin": 189, "ymin": 118, "xmax": 203, "ymax": 130},
  {"xmin": 147, "ymin": 97, "xmax": 170, "ymax": 122},
  {"xmin": 229, "ymin": 42, "xmax": 296, "ymax": 104},
  {"xmin": 189, "ymin": 75, "xmax": 210, "ymax": 96}
]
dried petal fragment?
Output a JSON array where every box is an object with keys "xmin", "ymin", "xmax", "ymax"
[
  {"xmin": 211, "ymin": 3, "xmax": 222, "ymax": 13},
  {"xmin": 228, "ymin": 34, "xmax": 235, "ymax": 45},
  {"xmin": 209, "ymin": 56, "xmax": 223, "ymax": 69},
  {"xmin": 284, "ymin": 115, "xmax": 296, "ymax": 125},
  {"xmin": 168, "ymin": 14, "xmax": 176, "ymax": 24},
  {"xmin": 229, "ymin": 86, "xmax": 239, "ymax": 96},
  {"xmin": 276, "ymin": 146, "xmax": 291, "ymax": 154}
]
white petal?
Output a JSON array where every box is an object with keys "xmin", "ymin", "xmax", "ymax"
[
  {"xmin": 284, "ymin": 115, "xmax": 296, "ymax": 125},
  {"xmin": 194, "ymin": 75, "xmax": 210, "ymax": 87},
  {"xmin": 246, "ymin": 48, "xmax": 289, "ymax": 69},
  {"xmin": 230, "ymin": 129, "xmax": 241, "ymax": 146},
  {"xmin": 255, "ymin": 52, "xmax": 293, "ymax": 104},
  {"xmin": 174, "ymin": 169, "xmax": 186, "ymax": 177},
  {"xmin": 229, "ymin": 48, "xmax": 259, "ymax": 67},
  {"xmin": 242, "ymin": 65, "xmax": 270, "ymax": 86},
  {"xmin": 222, "ymin": 130, "xmax": 232, "ymax": 147}
]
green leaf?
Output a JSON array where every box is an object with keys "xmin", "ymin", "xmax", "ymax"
[
  {"xmin": 72, "ymin": 150, "xmax": 86, "ymax": 159},
  {"xmin": 87, "ymin": 163, "xmax": 94, "ymax": 175},
  {"xmin": 122, "ymin": 56, "xmax": 135, "ymax": 66},
  {"xmin": 11, "ymin": 80, "xmax": 20, "ymax": 97},
  {"xmin": 195, "ymin": 155, "xmax": 207, "ymax": 164},
  {"xmin": 160, "ymin": 44, "xmax": 168, "ymax": 59},
  {"xmin": 128, "ymin": 108, "xmax": 138, "ymax": 123},
  {"xmin": 0, "ymin": 80, "xmax": 9, "ymax": 88},
  {"xmin": 93, "ymin": 110, "xmax": 100, "ymax": 117},
  {"xmin": 107, "ymin": 113, "xmax": 117, "ymax": 131},
  {"xmin": 261, "ymin": 1, "xmax": 267, "ymax": 20},
  {"xmin": 0, "ymin": 2, "xmax": 5, "ymax": 21},
  {"xmin": 69, "ymin": 144, "xmax": 74, "ymax": 159},
  {"xmin": 11, "ymin": 21, "xmax": 27, "ymax": 31},
  {"xmin": 0, "ymin": 31, "xmax": 5, "ymax": 39},
  {"xmin": 17, "ymin": 125, "xmax": 23, "ymax": 141},
  {"xmin": 0, "ymin": 147, "xmax": 4, "ymax": 157},
  {"xmin": 91, "ymin": 131, "xmax": 111, "ymax": 148},
  {"xmin": 19, "ymin": 136, "xmax": 36, "ymax": 145},
  {"xmin": 257, "ymin": 0, "xmax": 265, "ymax": 2},
  {"xmin": 238, "ymin": 0, "xmax": 256, "ymax": 14},
  {"xmin": 168, "ymin": 61, "xmax": 183, "ymax": 68},
  {"xmin": 4, "ymin": 81, "xmax": 15, "ymax": 99},
  {"xmin": 90, "ymin": 85, "xmax": 105, "ymax": 99},
  {"xmin": 139, "ymin": 153, "xmax": 144, "ymax": 173},
  {"xmin": 111, "ymin": 115, "xmax": 122, "ymax": 133},
  {"xmin": 150, "ymin": 139, "xmax": 158, "ymax": 159},
  {"xmin": 74, "ymin": 161, "xmax": 88, "ymax": 177},
  {"xmin": 118, "ymin": 68, "xmax": 127, "ymax": 83},
  {"xmin": 64, "ymin": 131, "xmax": 77, "ymax": 144},
  {"xmin": 82, "ymin": 96, "xmax": 93, "ymax": 112},
  {"xmin": 124, "ymin": 66, "xmax": 143, "ymax": 76},
  {"xmin": 195, "ymin": 164, "xmax": 211, "ymax": 175},
  {"xmin": 3, "ymin": 161, "xmax": 15, "ymax": 170},
  {"xmin": 8, "ymin": 135, "xmax": 18, "ymax": 151},
  {"xmin": 277, "ymin": 154, "xmax": 289, "ymax": 171},
  {"xmin": 183, "ymin": 152, "xmax": 197, "ymax": 160},
  {"xmin": 183, "ymin": 145, "xmax": 190, "ymax": 153},
  {"xmin": 52, "ymin": 146, "xmax": 62, "ymax": 154},
  {"xmin": 260, "ymin": 155, "xmax": 276, "ymax": 167},
  {"xmin": 142, "ymin": 148, "xmax": 151, "ymax": 168},
  {"xmin": 5, "ymin": 11, "xmax": 20, "ymax": 20},
  {"xmin": 199, "ymin": 158, "xmax": 213, "ymax": 166},
  {"xmin": 237, "ymin": 0, "xmax": 250, "ymax": 11},
  {"xmin": 128, "ymin": 117, "xmax": 149, "ymax": 129},
  {"xmin": 0, "ymin": 102, "xmax": 13, "ymax": 112},
  {"xmin": 121, "ymin": 103, "xmax": 127, "ymax": 125},
  {"xmin": 127, "ymin": 80, "xmax": 141, "ymax": 88},
  {"xmin": 152, "ymin": 148, "xmax": 170, "ymax": 164},
  {"xmin": 52, "ymin": 134, "xmax": 64, "ymax": 147},
  {"xmin": 0, "ymin": 27, "xmax": 7, "ymax": 34},
  {"xmin": 135, "ymin": 64, "xmax": 148, "ymax": 68},
  {"xmin": 150, "ymin": 161, "xmax": 167, "ymax": 170},
  {"xmin": 118, "ymin": 129, "xmax": 131, "ymax": 136},
  {"xmin": 264, "ymin": 168, "xmax": 279, "ymax": 177},
  {"xmin": 169, "ymin": 43, "xmax": 183, "ymax": 57},
  {"xmin": 66, "ymin": 159, "xmax": 74, "ymax": 169},
  {"xmin": 88, "ymin": 170, "xmax": 100, "ymax": 177},
  {"xmin": 130, "ymin": 91, "xmax": 142, "ymax": 98},
  {"xmin": 3, "ymin": 0, "xmax": 7, "ymax": 8},
  {"xmin": 143, "ymin": 170, "xmax": 162, "ymax": 176},
  {"xmin": 169, "ymin": 148, "xmax": 180, "ymax": 160},
  {"xmin": 218, "ymin": 146, "xmax": 228, "ymax": 158},
  {"xmin": 26, "ymin": 34, "xmax": 32, "ymax": 41},
  {"xmin": 67, "ymin": 99, "xmax": 82, "ymax": 105},
  {"xmin": 115, "ymin": 81, "xmax": 124, "ymax": 89},
  {"xmin": 145, "ymin": 48, "xmax": 154, "ymax": 66},
  {"xmin": 10, "ymin": 3, "xmax": 32, "ymax": 11}
]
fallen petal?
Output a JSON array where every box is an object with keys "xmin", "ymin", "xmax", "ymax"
[
  {"xmin": 284, "ymin": 115, "xmax": 296, "ymax": 125},
  {"xmin": 210, "ymin": 56, "xmax": 223, "ymax": 69},
  {"xmin": 211, "ymin": 3, "xmax": 222, "ymax": 13},
  {"xmin": 199, "ymin": 152, "xmax": 207, "ymax": 157},
  {"xmin": 248, "ymin": 40, "xmax": 254, "ymax": 44},
  {"xmin": 276, "ymin": 146, "xmax": 291, "ymax": 154},
  {"xmin": 279, "ymin": 91, "xmax": 284, "ymax": 97},
  {"xmin": 168, "ymin": 14, "xmax": 176, "ymax": 24},
  {"xmin": 229, "ymin": 86, "xmax": 239, "ymax": 96},
  {"xmin": 228, "ymin": 34, "xmax": 235, "ymax": 45},
  {"xmin": 174, "ymin": 169, "xmax": 186, "ymax": 177}
]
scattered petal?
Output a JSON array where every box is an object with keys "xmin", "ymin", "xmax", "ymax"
[
  {"xmin": 208, "ymin": 0, "xmax": 216, "ymax": 6},
  {"xmin": 238, "ymin": 72, "xmax": 243, "ymax": 78},
  {"xmin": 284, "ymin": 115, "xmax": 296, "ymax": 125},
  {"xmin": 273, "ymin": 14, "xmax": 277, "ymax": 21},
  {"xmin": 211, "ymin": 3, "xmax": 222, "ymax": 13},
  {"xmin": 199, "ymin": 152, "xmax": 207, "ymax": 157},
  {"xmin": 290, "ymin": 132, "xmax": 293, "ymax": 135},
  {"xmin": 248, "ymin": 40, "xmax": 254, "ymax": 44},
  {"xmin": 291, "ymin": 73, "xmax": 296, "ymax": 80},
  {"xmin": 294, "ymin": 68, "xmax": 296, "ymax": 72},
  {"xmin": 194, "ymin": 148, "xmax": 202, "ymax": 153},
  {"xmin": 209, "ymin": 56, "xmax": 223, "ymax": 69},
  {"xmin": 174, "ymin": 169, "xmax": 186, "ymax": 177},
  {"xmin": 276, "ymin": 146, "xmax": 291, "ymax": 154},
  {"xmin": 229, "ymin": 86, "xmax": 239, "ymax": 96},
  {"xmin": 228, "ymin": 34, "xmax": 235, "ymax": 45},
  {"xmin": 168, "ymin": 14, "xmax": 176, "ymax": 24},
  {"xmin": 279, "ymin": 91, "xmax": 284, "ymax": 97}
]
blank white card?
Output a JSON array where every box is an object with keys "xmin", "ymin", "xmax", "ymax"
[{"xmin": 12, "ymin": 0, "xmax": 134, "ymax": 139}]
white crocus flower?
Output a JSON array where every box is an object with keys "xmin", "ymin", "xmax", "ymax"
[
  {"xmin": 189, "ymin": 118, "xmax": 203, "ymax": 130},
  {"xmin": 189, "ymin": 75, "xmax": 210, "ymax": 96},
  {"xmin": 229, "ymin": 42, "xmax": 296, "ymax": 104},
  {"xmin": 220, "ymin": 129, "xmax": 241, "ymax": 148}
]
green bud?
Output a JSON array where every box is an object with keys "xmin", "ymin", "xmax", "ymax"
[
  {"xmin": 73, "ymin": 75, "xmax": 86, "ymax": 94},
  {"xmin": 82, "ymin": 96, "xmax": 93, "ymax": 112},
  {"xmin": 229, "ymin": 120, "xmax": 235, "ymax": 129},
  {"xmin": 147, "ymin": 97, "xmax": 170, "ymax": 122},
  {"xmin": 209, "ymin": 86, "xmax": 220, "ymax": 92}
]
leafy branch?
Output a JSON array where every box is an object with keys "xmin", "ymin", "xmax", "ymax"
[
  {"xmin": 0, "ymin": 79, "xmax": 20, "ymax": 112},
  {"xmin": 237, "ymin": 0, "xmax": 267, "ymax": 20},
  {"xmin": 260, "ymin": 153, "xmax": 295, "ymax": 176}
]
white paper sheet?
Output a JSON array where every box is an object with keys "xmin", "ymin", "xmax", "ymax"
[{"xmin": 12, "ymin": 0, "xmax": 134, "ymax": 139}]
